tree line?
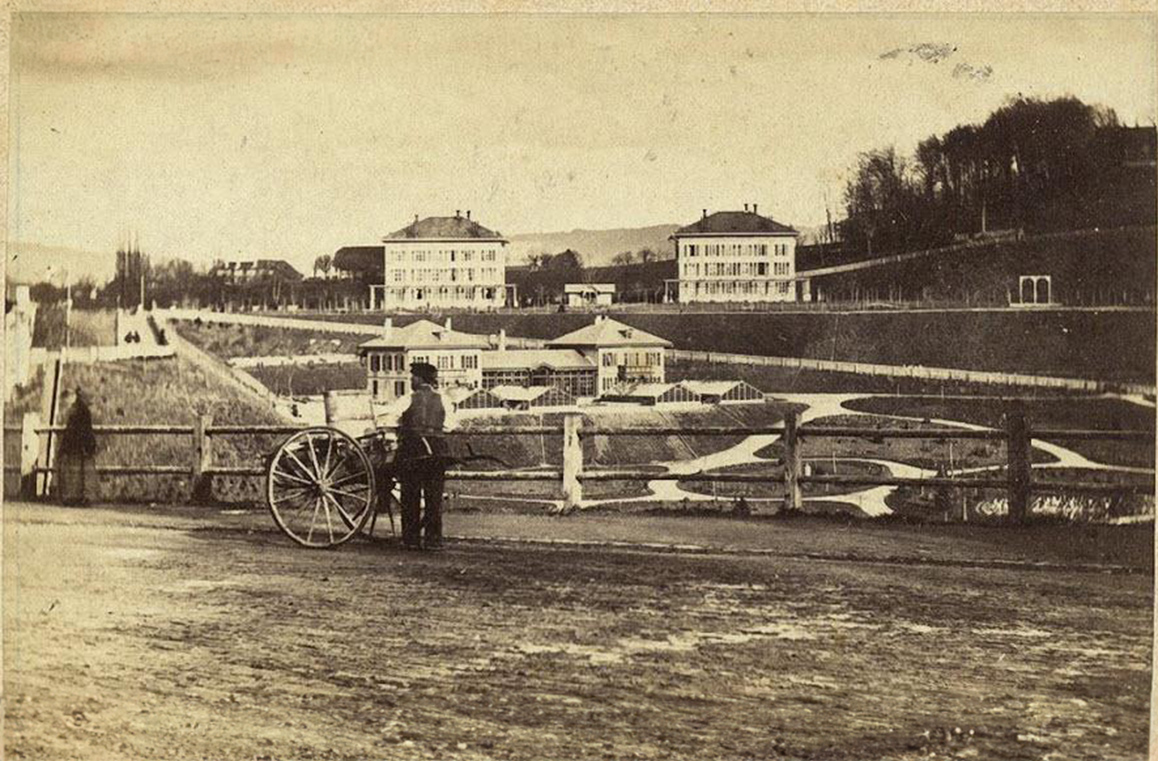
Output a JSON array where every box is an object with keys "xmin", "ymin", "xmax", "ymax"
[
  {"xmin": 510, "ymin": 248, "xmax": 675, "ymax": 306},
  {"xmin": 841, "ymin": 96, "xmax": 1155, "ymax": 257}
]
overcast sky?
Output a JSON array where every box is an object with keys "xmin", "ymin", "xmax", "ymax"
[{"xmin": 9, "ymin": 12, "xmax": 1156, "ymax": 272}]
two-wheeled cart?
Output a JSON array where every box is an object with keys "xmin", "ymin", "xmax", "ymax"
[{"xmin": 265, "ymin": 425, "xmax": 501, "ymax": 548}]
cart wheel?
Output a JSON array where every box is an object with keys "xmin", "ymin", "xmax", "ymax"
[{"xmin": 267, "ymin": 427, "xmax": 375, "ymax": 548}]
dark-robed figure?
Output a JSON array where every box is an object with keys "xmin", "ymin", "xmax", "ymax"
[
  {"xmin": 397, "ymin": 363, "xmax": 448, "ymax": 551},
  {"xmin": 58, "ymin": 387, "xmax": 98, "ymax": 505}
]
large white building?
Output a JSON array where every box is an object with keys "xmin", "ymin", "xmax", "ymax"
[
  {"xmin": 669, "ymin": 205, "xmax": 801, "ymax": 303},
  {"xmin": 372, "ymin": 211, "xmax": 511, "ymax": 310}
]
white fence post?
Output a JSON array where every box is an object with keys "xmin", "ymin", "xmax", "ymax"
[
  {"xmin": 783, "ymin": 410, "xmax": 804, "ymax": 512},
  {"xmin": 192, "ymin": 414, "xmax": 214, "ymax": 503},
  {"xmin": 562, "ymin": 413, "xmax": 583, "ymax": 511}
]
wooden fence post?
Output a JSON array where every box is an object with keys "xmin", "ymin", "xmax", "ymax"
[
  {"xmin": 21, "ymin": 412, "xmax": 41, "ymax": 498},
  {"xmin": 192, "ymin": 414, "xmax": 214, "ymax": 504},
  {"xmin": 1005, "ymin": 407, "xmax": 1031, "ymax": 524},
  {"xmin": 783, "ymin": 410, "xmax": 803, "ymax": 513},
  {"xmin": 561, "ymin": 413, "xmax": 583, "ymax": 511}
]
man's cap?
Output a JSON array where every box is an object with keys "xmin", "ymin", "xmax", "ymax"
[{"xmin": 410, "ymin": 362, "xmax": 438, "ymax": 384}]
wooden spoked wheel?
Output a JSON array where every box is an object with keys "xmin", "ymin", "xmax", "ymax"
[{"xmin": 266, "ymin": 427, "xmax": 376, "ymax": 548}]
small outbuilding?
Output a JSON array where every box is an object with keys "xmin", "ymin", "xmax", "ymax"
[
  {"xmin": 564, "ymin": 283, "xmax": 616, "ymax": 307},
  {"xmin": 489, "ymin": 385, "xmax": 576, "ymax": 410},
  {"xmin": 602, "ymin": 382, "xmax": 701, "ymax": 406},
  {"xmin": 457, "ymin": 388, "xmax": 505, "ymax": 410},
  {"xmin": 678, "ymin": 380, "xmax": 765, "ymax": 404}
]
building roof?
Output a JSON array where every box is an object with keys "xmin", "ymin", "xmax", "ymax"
[
  {"xmin": 357, "ymin": 319, "xmax": 491, "ymax": 352},
  {"xmin": 444, "ymin": 386, "xmax": 479, "ymax": 404},
  {"xmin": 488, "ymin": 385, "xmax": 555, "ymax": 402},
  {"xmin": 211, "ymin": 259, "xmax": 304, "ymax": 280},
  {"xmin": 672, "ymin": 210, "xmax": 798, "ymax": 238},
  {"xmin": 384, "ymin": 214, "xmax": 507, "ymax": 242},
  {"xmin": 677, "ymin": 380, "xmax": 741, "ymax": 396},
  {"xmin": 547, "ymin": 317, "xmax": 672, "ymax": 348},
  {"xmin": 607, "ymin": 383, "xmax": 679, "ymax": 399},
  {"xmin": 481, "ymin": 349, "xmax": 595, "ymax": 371}
]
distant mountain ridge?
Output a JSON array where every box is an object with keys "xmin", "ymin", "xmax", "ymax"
[{"xmin": 507, "ymin": 224, "xmax": 680, "ymax": 267}]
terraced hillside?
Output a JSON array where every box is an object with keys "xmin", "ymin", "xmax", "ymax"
[{"xmin": 256, "ymin": 308, "xmax": 1154, "ymax": 384}]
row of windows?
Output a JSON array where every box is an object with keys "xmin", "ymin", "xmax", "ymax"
[
  {"xmin": 389, "ymin": 267, "xmax": 501, "ymax": 284},
  {"xmin": 389, "ymin": 249, "xmax": 501, "ymax": 264},
  {"xmin": 601, "ymin": 351, "xmax": 663, "ymax": 368},
  {"xmin": 682, "ymin": 242, "xmax": 791, "ymax": 258},
  {"xmin": 383, "ymin": 286, "xmax": 501, "ymax": 302},
  {"xmin": 367, "ymin": 351, "xmax": 480, "ymax": 373},
  {"xmin": 688, "ymin": 280, "xmax": 792, "ymax": 296},
  {"xmin": 481, "ymin": 369, "xmax": 596, "ymax": 397},
  {"xmin": 370, "ymin": 379, "xmax": 413, "ymax": 399},
  {"xmin": 682, "ymin": 262, "xmax": 793, "ymax": 277}
]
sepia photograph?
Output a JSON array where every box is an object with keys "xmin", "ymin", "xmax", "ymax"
[{"xmin": 3, "ymin": 6, "xmax": 1156, "ymax": 760}]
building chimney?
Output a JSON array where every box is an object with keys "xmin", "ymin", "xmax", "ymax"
[
  {"xmin": 414, "ymin": 214, "xmax": 419, "ymax": 223},
  {"xmin": 744, "ymin": 203, "xmax": 749, "ymax": 212},
  {"xmin": 383, "ymin": 317, "xmax": 393, "ymax": 337},
  {"xmin": 702, "ymin": 209, "xmax": 708, "ymax": 219},
  {"xmin": 444, "ymin": 316, "xmax": 452, "ymax": 331},
  {"xmin": 498, "ymin": 329, "xmax": 507, "ymax": 352},
  {"xmin": 455, "ymin": 209, "xmax": 461, "ymax": 218},
  {"xmin": 466, "ymin": 210, "xmax": 471, "ymax": 220},
  {"xmin": 753, "ymin": 203, "xmax": 759, "ymax": 215}
]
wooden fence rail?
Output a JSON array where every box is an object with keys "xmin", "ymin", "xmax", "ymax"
[{"xmin": 14, "ymin": 411, "xmax": 1154, "ymax": 521}]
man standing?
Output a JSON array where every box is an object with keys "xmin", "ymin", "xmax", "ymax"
[
  {"xmin": 397, "ymin": 362, "xmax": 449, "ymax": 551},
  {"xmin": 58, "ymin": 387, "xmax": 98, "ymax": 505}
]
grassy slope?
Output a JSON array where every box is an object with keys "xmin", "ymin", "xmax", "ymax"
[
  {"xmin": 172, "ymin": 319, "xmax": 368, "ymax": 359},
  {"xmin": 61, "ymin": 356, "xmax": 285, "ymax": 502},
  {"xmin": 815, "ymin": 225, "xmax": 1157, "ymax": 305},
  {"xmin": 246, "ymin": 363, "xmax": 365, "ymax": 395}
]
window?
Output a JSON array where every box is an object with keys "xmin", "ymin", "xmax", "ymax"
[
  {"xmin": 394, "ymin": 270, "xmax": 404, "ymax": 282},
  {"xmin": 372, "ymin": 379, "xmax": 379, "ymax": 398},
  {"xmin": 438, "ymin": 355, "xmax": 452, "ymax": 370},
  {"xmin": 415, "ymin": 251, "xmax": 426, "ymax": 262},
  {"xmin": 394, "ymin": 380, "xmax": 406, "ymax": 397},
  {"xmin": 462, "ymin": 355, "xmax": 478, "ymax": 370},
  {"xmin": 370, "ymin": 354, "xmax": 381, "ymax": 373}
]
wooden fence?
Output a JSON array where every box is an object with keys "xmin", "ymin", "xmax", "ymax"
[{"xmin": 6, "ymin": 412, "xmax": 1152, "ymax": 521}]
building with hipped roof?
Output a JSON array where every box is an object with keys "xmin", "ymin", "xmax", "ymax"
[
  {"xmin": 372, "ymin": 210, "xmax": 513, "ymax": 311},
  {"xmin": 546, "ymin": 315, "xmax": 672, "ymax": 395},
  {"xmin": 667, "ymin": 205, "xmax": 802, "ymax": 303},
  {"xmin": 356, "ymin": 315, "xmax": 673, "ymax": 403},
  {"xmin": 356, "ymin": 317, "xmax": 490, "ymax": 401}
]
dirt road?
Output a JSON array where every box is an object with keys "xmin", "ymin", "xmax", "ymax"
[{"xmin": 4, "ymin": 502, "xmax": 1153, "ymax": 760}]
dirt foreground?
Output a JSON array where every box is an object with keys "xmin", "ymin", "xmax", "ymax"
[{"xmin": 3, "ymin": 502, "xmax": 1154, "ymax": 760}]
